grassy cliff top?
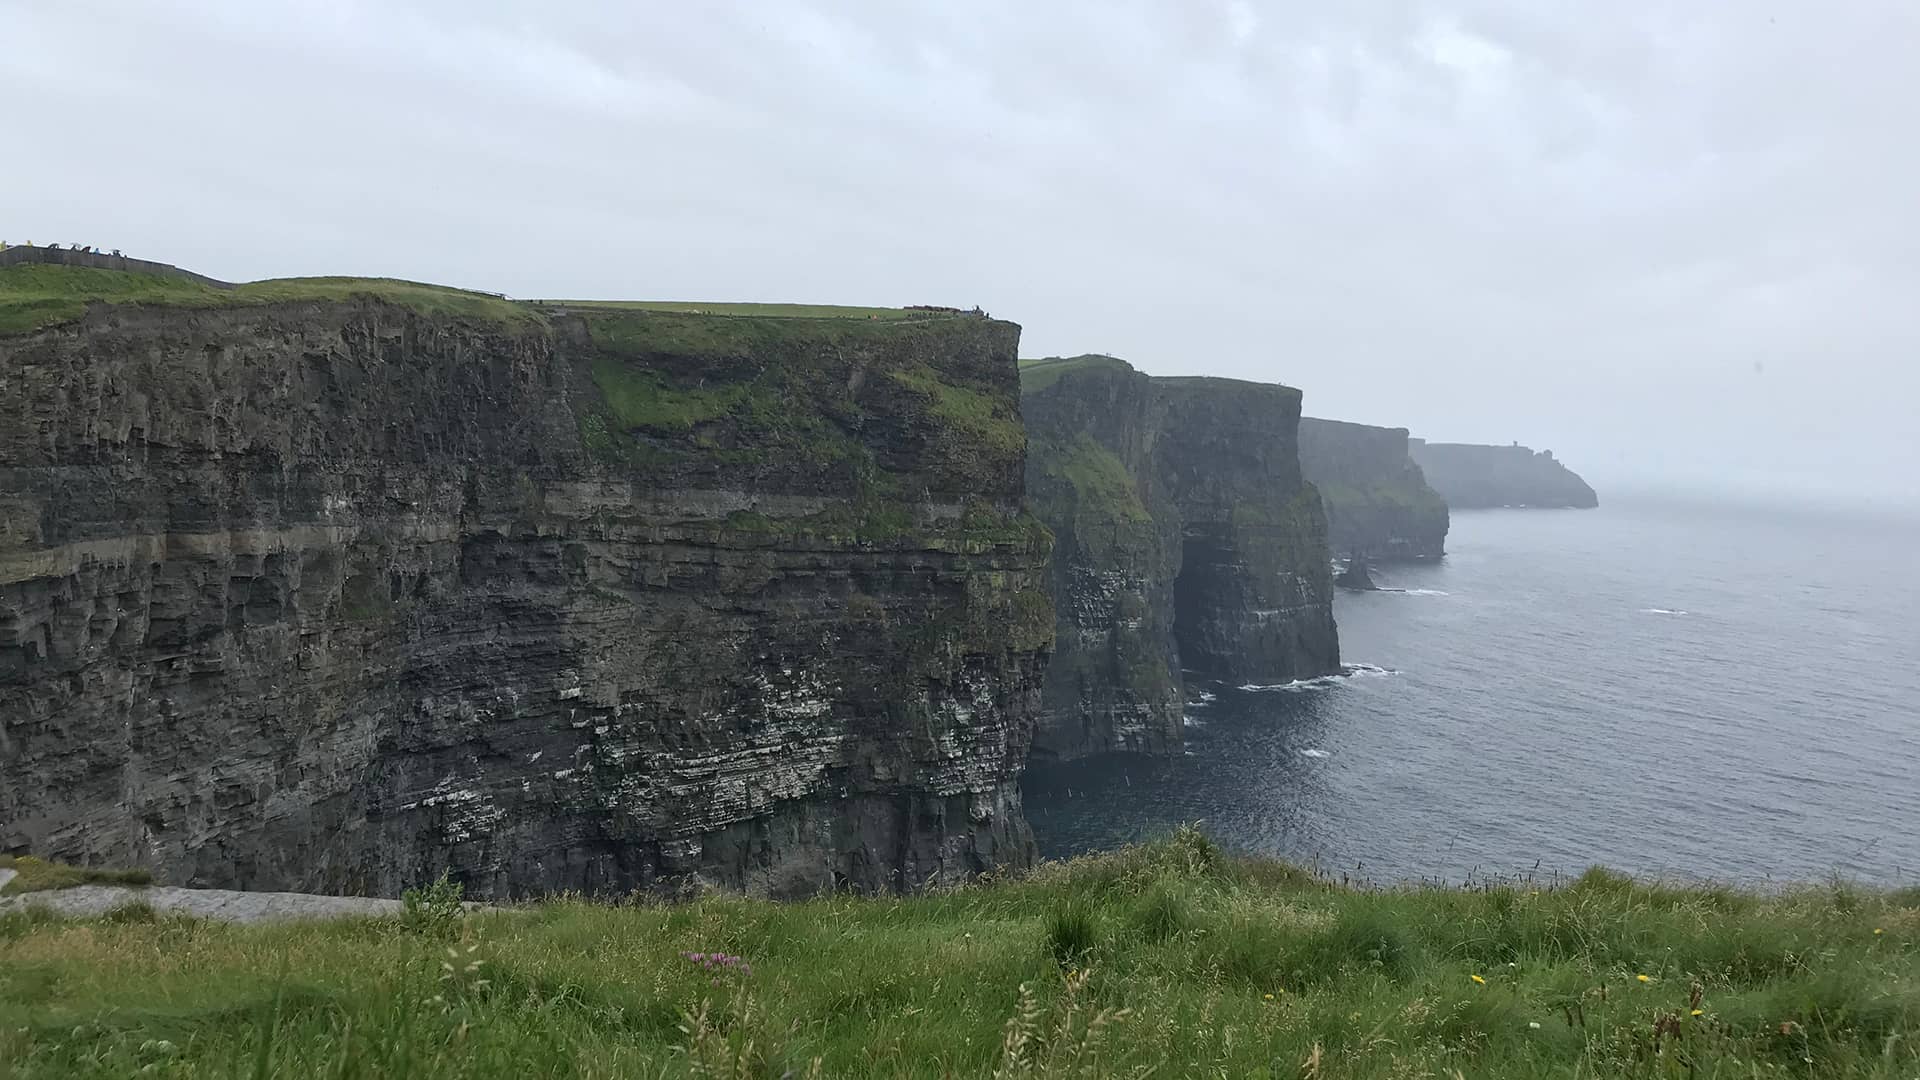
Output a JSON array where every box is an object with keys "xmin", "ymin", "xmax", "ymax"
[
  {"xmin": 0, "ymin": 265, "xmax": 984, "ymax": 336},
  {"xmin": 533, "ymin": 299, "xmax": 941, "ymax": 320},
  {"xmin": 0, "ymin": 265, "xmax": 541, "ymax": 334},
  {"xmin": 3, "ymin": 831, "xmax": 1915, "ymax": 1077},
  {"xmin": 1018, "ymin": 353, "xmax": 1136, "ymax": 394}
]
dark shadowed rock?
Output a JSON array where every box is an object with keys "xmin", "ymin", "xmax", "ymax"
[
  {"xmin": 1018, "ymin": 355, "xmax": 1339, "ymax": 760},
  {"xmin": 1334, "ymin": 557, "xmax": 1378, "ymax": 591}
]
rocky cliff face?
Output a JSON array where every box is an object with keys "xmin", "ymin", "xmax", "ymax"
[
  {"xmin": 1298, "ymin": 418, "xmax": 1448, "ymax": 561},
  {"xmin": 1020, "ymin": 356, "xmax": 1338, "ymax": 760},
  {"xmin": 1408, "ymin": 439, "xmax": 1599, "ymax": 509},
  {"xmin": 0, "ymin": 288, "xmax": 1052, "ymax": 899}
]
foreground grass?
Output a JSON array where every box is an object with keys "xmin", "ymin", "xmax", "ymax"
[
  {"xmin": 0, "ymin": 265, "xmax": 538, "ymax": 333},
  {"xmin": 0, "ymin": 855, "xmax": 151, "ymax": 896},
  {"xmin": 2, "ymin": 831, "xmax": 1916, "ymax": 1078}
]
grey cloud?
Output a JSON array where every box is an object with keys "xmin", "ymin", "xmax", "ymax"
[{"xmin": 4, "ymin": 0, "xmax": 1916, "ymax": 505}]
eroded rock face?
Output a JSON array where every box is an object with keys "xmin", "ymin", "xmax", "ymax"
[
  {"xmin": 1019, "ymin": 356, "xmax": 1339, "ymax": 760},
  {"xmin": 1298, "ymin": 418, "xmax": 1449, "ymax": 561},
  {"xmin": 1408, "ymin": 439, "xmax": 1599, "ymax": 509},
  {"xmin": 0, "ymin": 300, "xmax": 1051, "ymax": 899}
]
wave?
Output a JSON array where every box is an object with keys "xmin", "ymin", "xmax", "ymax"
[
  {"xmin": 1189, "ymin": 689, "xmax": 1218, "ymax": 705},
  {"xmin": 1238, "ymin": 662, "xmax": 1397, "ymax": 693},
  {"xmin": 1182, "ymin": 713, "xmax": 1205, "ymax": 728},
  {"xmin": 1393, "ymin": 588, "xmax": 1450, "ymax": 597},
  {"xmin": 1639, "ymin": 607, "xmax": 1690, "ymax": 616},
  {"xmin": 1299, "ymin": 748, "xmax": 1331, "ymax": 759}
]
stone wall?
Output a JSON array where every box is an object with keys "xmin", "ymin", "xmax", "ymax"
[{"xmin": 0, "ymin": 245, "xmax": 234, "ymax": 288}]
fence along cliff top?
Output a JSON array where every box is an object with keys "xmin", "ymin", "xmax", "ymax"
[{"xmin": 0, "ymin": 243, "xmax": 236, "ymax": 288}]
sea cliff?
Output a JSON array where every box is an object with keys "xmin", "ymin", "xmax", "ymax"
[
  {"xmin": 0, "ymin": 266, "xmax": 1053, "ymax": 899},
  {"xmin": 1298, "ymin": 418, "xmax": 1448, "ymax": 561},
  {"xmin": 1020, "ymin": 355, "xmax": 1339, "ymax": 759},
  {"xmin": 1409, "ymin": 439, "xmax": 1599, "ymax": 509}
]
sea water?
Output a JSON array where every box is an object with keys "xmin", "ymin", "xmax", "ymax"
[{"xmin": 1024, "ymin": 495, "xmax": 1920, "ymax": 885}]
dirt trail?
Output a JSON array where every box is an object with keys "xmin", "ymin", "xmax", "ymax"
[{"xmin": 0, "ymin": 884, "xmax": 409, "ymax": 923}]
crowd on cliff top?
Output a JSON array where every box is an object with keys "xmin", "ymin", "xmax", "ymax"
[{"xmin": 1, "ymin": 240, "xmax": 125, "ymax": 256}]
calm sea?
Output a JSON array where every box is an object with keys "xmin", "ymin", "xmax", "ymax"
[{"xmin": 1023, "ymin": 495, "xmax": 1920, "ymax": 886}]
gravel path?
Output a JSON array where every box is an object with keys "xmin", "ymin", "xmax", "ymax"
[
  {"xmin": 0, "ymin": 884, "xmax": 409, "ymax": 923},
  {"xmin": 0, "ymin": 868, "xmax": 16, "ymax": 892}
]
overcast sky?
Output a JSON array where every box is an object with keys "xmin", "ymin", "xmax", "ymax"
[{"xmin": 6, "ymin": 1, "xmax": 1917, "ymax": 507}]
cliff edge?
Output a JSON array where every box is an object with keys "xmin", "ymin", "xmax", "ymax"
[
  {"xmin": 0, "ymin": 265, "xmax": 1053, "ymax": 899},
  {"xmin": 1019, "ymin": 355, "xmax": 1338, "ymax": 759},
  {"xmin": 1298, "ymin": 418, "xmax": 1448, "ymax": 561},
  {"xmin": 1408, "ymin": 439, "xmax": 1599, "ymax": 509}
]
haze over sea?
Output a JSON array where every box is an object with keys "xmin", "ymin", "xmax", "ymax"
[{"xmin": 1025, "ymin": 495, "xmax": 1920, "ymax": 886}]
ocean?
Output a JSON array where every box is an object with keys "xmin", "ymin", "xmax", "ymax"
[{"xmin": 1023, "ymin": 495, "xmax": 1920, "ymax": 886}]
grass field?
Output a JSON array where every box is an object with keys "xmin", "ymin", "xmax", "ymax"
[
  {"xmin": 0, "ymin": 265, "xmax": 950, "ymax": 335},
  {"xmin": 2, "ymin": 829, "xmax": 1915, "ymax": 1078},
  {"xmin": 1017, "ymin": 354, "xmax": 1135, "ymax": 394},
  {"xmin": 0, "ymin": 265, "xmax": 541, "ymax": 334},
  {"xmin": 0, "ymin": 855, "xmax": 151, "ymax": 896},
  {"xmin": 532, "ymin": 299, "xmax": 932, "ymax": 320}
]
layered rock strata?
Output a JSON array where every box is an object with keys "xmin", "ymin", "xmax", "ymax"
[
  {"xmin": 1019, "ymin": 356, "xmax": 1338, "ymax": 760},
  {"xmin": 0, "ymin": 280, "xmax": 1052, "ymax": 899}
]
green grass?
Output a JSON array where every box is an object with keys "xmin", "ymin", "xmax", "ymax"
[
  {"xmin": 0, "ymin": 265, "xmax": 541, "ymax": 334},
  {"xmin": 4, "ymin": 830, "xmax": 1917, "ymax": 1077},
  {"xmin": 889, "ymin": 366, "xmax": 1027, "ymax": 458},
  {"xmin": 1017, "ymin": 353, "xmax": 1135, "ymax": 395},
  {"xmin": 0, "ymin": 855, "xmax": 152, "ymax": 896},
  {"xmin": 1032, "ymin": 432, "xmax": 1151, "ymax": 523},
  {"xmin": 535, "ymin": 299, "xmax": 928, "ymax": 320}
]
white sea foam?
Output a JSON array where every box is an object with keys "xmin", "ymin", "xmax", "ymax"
[
  {"xmin": 1299, "ymin": 748, "xmax": 1331, "ymax": 759},
  {"xmin": 1639, "ymin": 607, "xmax": 1689, "ymax": 616},
  {"xmin": 1189, "ymin": 689, "xmax": 1218, "ymax": 705},
  {"xmin": 1182, "ymin": 713, "xmax": 1205, "ymax": 728},
  {"xmin": 1238, "ymin": 663, "xmax": 1397, "ymax": 693},
  {"xmin": 1397, "ymin": 588, "xmax": 1450, "ymax": 597}
]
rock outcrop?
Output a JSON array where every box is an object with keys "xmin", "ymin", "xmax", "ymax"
[
  {"xmin": 1408, "ymin": 439, "xmax": 1599, "ymax": 509},
  {"xmin": 1298, "ymin": 418, "xmax": 1448, "ymax": 561},
  {"xmin": 0, "ymin": 271, "xmax": 1053, "ymax": 900},
  {"xmin": 1019, "ymin": 356, "xmax": 1339, "ymax": 760}
]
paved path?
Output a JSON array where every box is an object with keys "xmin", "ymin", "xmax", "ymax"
[
  {"xmin": 0, "ymin": 884, "xmax": 408, "ymax": 923},
  {"xmin": 0, "ymin": 868, "xmax": 15, "ymax": 892}
]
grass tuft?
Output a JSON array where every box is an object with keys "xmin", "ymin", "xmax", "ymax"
[{"xmin": 0, "ymin": 854, "xmax": 153, "ymax": 895}]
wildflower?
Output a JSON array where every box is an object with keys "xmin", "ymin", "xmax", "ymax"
[
  {"xmin": 1470, "ymin": 974, "xmax": 1486, "ymax": 985},
  {"xmin": 1636, "ymin": 974, "xmax": 1651, "ymax": 983},
  {"xmin": 1874, "ymin": 928, "xmax": 1884, "ymax": 935},
  {"xmin": 1690, "ymin": 1009, "xmax": 1704, "ymax": 1017},
  {"xmin": 1263, "ymin": 993, "xmax": 1275, "ymax": 1001},
  {"xmin": 1527, "ymin": 1021, "xmax": 1541, "ymax": 1030}
]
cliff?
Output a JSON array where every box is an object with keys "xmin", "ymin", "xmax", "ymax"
[
  {"xmin": 1408, "ymin": 439, "xmax": 1599, "ymax": 509},
  {"xmin": 1019, "ymin": 356, "xmax": 1338, "ymax": 759},
  {"xmin": 0, "ymin": 264, "xmax": 1053, "ymax": 899},
  {"xmin": 1298, "ymin": 418, "xmax": 1448, "ymax": 561}
]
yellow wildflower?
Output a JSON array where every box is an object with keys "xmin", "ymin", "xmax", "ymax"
[
  {"xmin": 1470, "ymin": 974, "xmax": 1486, "ymax": 985},
  {"xmin": 1636, "ymin": 974, "xmax": 1651, "ymax": 983},
  {"xmin": 1690, "ymin": 1009, "xmax": 1704, "ymax": 1017},
  {"xmin": 1874, "ymin": 928, "xmax": 1884, "ymax": 935}
]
